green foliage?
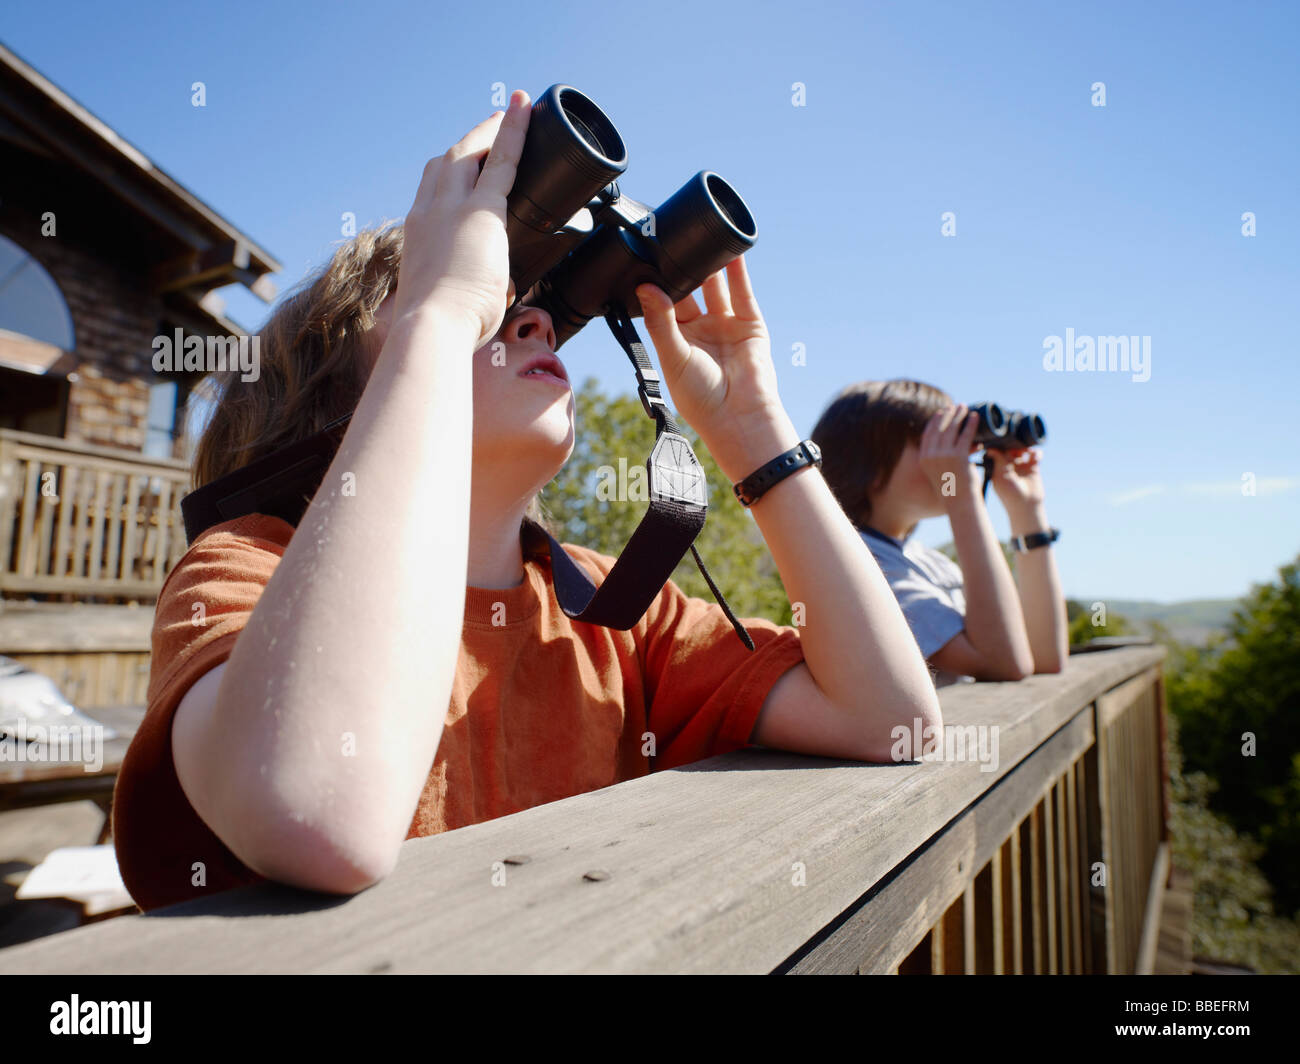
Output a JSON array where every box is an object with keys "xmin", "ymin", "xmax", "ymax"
[
  {"xmin": 540, "ymin": 378, "xmax": 792, "ymax": 624},
  {"xmin": 1065, "ymin": 598, "xmax": 1136, "ymax": 646},
  {"xmin": 1166, "ymin": 554, "xmax": 1300, "ymax": 915},
  {"xmin": 1167, "ymin": 713, "xmax": 1300, "ymax": 973}
]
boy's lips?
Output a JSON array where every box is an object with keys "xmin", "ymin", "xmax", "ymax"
[{"xmin": 517, "ymin": 352, "xmax": 569, "ymax": 386}]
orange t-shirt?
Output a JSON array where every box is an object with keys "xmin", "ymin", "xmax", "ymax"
[{"xmin": 112, "ymin": 513, "xmax": 805, "ymax": 912}]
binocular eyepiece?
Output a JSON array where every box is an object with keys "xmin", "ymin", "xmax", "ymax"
[
  {"xmin": 506, "ymin": 85, "xmax": 758, "ymax": 349},
  {"xmin": 969, "ymin": 402, "xmax": 1047, "ymax": 450}
]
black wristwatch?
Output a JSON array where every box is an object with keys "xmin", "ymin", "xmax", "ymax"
[
  {"xmin": 1010, "ymin": 527, "xmax": 1060, "ymax": 552},
  {"xmin": 733, "ymin": 440, "xmax": 822, "ymax": 507}
]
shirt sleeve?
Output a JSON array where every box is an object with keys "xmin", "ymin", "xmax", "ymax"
[
  {"xmin": 874, "ymin": 557, "xmax": 967, "ymax": 659},
  {"xmin": 112, "ymin": 513, "xmax": 293, "ymax": 912},
  {"xmin": 562, "ymin": 545, "xmax": 805, "ymax": 771}
]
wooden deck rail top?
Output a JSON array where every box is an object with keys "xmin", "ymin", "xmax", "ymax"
[{"xmin": 0, "ymin": 645, "xmax": 1166, "ymax": 974}]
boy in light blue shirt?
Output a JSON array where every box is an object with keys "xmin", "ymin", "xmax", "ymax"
[{"xmin": 812, "ymin": 380, "xmax": 1068, "ymax": 686}]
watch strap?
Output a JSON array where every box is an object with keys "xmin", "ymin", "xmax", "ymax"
[
  {"xmin": 733, "ymin": 440, "xmax": 822, "ymax": 507},
  {"xmin": 1010, "ymin": 527, "xmax": 1060, "ymax": 552}
]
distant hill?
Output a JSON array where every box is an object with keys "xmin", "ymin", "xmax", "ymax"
[
  {"xmin": 1094, "ymin": 598, "xmax": 1241, "ymax": 646},
  {"xmin": 938, "ymin": 537, "xmax": 1243, "ymax": 644}
]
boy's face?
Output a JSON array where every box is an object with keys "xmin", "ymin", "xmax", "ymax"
[
  {"xmin": 368, "ymin": 294, "xmax": 575, "ymax": 477},
  {"xmin": 884, "ymin": 438, "xmax": 948, "ymax": 517}
]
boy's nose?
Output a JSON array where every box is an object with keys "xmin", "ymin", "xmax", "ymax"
[{"xmin": 503, "ymin": 305, "xmax": 557, "ymax": 351}]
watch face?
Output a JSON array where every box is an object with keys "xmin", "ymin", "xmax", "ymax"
[{"xmin": 648, "ymin": 432, "xmax": 708, "ymax": 507}]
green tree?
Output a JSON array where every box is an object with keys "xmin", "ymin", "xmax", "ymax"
[
  {"xmin": 1167, "ymin": 554, "xmax": 1300, "ymax": 914},
  {"xmin": 1065, "ymin": 599, "xmax": 1136, "ymax": 646},
  {"xmin": 541, "ymin": 378, "xmax": 792, "ymax": 624},
  {"xmin": 1167, "ymin": 713, "xmax": 1300, "ymax": 973}
]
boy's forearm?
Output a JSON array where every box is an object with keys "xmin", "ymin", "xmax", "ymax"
[
  {"xmin": 717, "ymin": 414, "xmax": 939, "ymax": 730},
  {"xmin": 214, "ymin": 310, "xmax": 479, "ymax": 877},
  {"xmin": 1008, "ymin": 502, "xmax": 1069, "ymax": 672},
  {"xmin": 944, "ymin": 488, "xmax": 1035, "ymax": 677}
]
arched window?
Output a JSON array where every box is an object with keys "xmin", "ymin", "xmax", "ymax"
[{"xmin": 0, "ymin": 234, "xmax": 75, "ymax": 350}]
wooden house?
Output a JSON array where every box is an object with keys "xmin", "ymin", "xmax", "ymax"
[{"xmin": 0, "ymin": 41, "xmax": 279, "ymax": 710}]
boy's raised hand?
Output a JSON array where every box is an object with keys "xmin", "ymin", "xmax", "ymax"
[
  {"xmin": 635, "ymin": 256, "xmax": 799, "ymax": 483},
  {"xmin": 989, "ymin": 448, "xmax": 1047, "ymax": 513},
  {"xmin": 396, "ymin": 90, "xmax": 531, "ymax": 350},
  {"xmin": 919, "ymin": 404, "xmax": 981, "ymax": 501}
]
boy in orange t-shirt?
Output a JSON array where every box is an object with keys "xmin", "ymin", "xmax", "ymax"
[{"xmin": 112, "ymin": 90, "xmax": 942, "ymax": 912}]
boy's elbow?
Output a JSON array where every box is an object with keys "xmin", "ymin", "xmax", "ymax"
[
  {"xmin": 232, "ymin": 792, "xmax": 400, "ymax": 897},
  {"xmin": 857, "ymin": 684, "xmax": 942, "ymax": 763},
  {"xmin": 1006, "ymin": 660, "xmax": 1033, "ymax": 682},
  {"xmin": 988, "ymin": 650, "xmax": 1034, "ymax": 682},
  {"xmin": 973, "ymin": 660, "xmax": 1027, "ymax": 683}
]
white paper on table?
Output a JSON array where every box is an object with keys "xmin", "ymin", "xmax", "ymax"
[{"xmin": 15, "ymin": 844, "xmax": 134, "ymax": 912}]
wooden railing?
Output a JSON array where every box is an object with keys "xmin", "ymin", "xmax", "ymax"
[
  {"xmin": 0, "ymin": 429, "xmax": 190, "ymax": 599},
  {"xmin": 0, "ymin": 603, "xmax": 152, "ymax": 709},
  {"xmin": 0, "ymin": 645, "xmax": 1169, "ymax": 974}
]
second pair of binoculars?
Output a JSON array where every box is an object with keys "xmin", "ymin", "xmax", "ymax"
[
  {"xmin": 503, "ymin": 84, "xmax": 757, "ymax": 349},
  {"xmin": 969, "ymin": 402, "xmax": 1048, "ymax": 450}
]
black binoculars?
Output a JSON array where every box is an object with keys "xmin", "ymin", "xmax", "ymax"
[
  {"xmin": 505, "ymin": 85, "xmax": 758, "ymax": 349},
  {"xmin": 969, "ymin": 402, "xmax": 1047, "ymax": 450}
]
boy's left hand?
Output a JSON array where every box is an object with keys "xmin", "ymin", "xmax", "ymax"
[
  {"xmin": 989, "ymin": 448, "xmax": 1047, "ymax": 516},
  {"xmin": 636, "ymin": 257, "xmax": 799, "ymax": 484}
]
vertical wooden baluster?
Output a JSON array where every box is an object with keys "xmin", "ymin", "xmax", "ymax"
[
  {"xmin": 153, "ymin": 480, "xmax": 172, "ymax": 584},
  {"xmin": 71, "ymin": 465, "xmax": 93, "ymax": 579},
  {"xmin": 89, "ymin": 469, "xmax": 109, "ymax": 582},
  {"xmin": 962, "ymin": 881, "xmax": 977, "ymax": 974},
  {"xmin": 121, "ymin": 474, "xmax": 142, "ymax": 582},
  {"xmin": 35, "ymin": 462, "xmax": 57, "ymax": 578},
  {"xmin": 17, "ymin": 457, "xmax": 39, "ymax": 577},
  {"xmin": 1021, "ymin": 810, "xmax": 1042, "ymax": 973},
  {"xmin": 53, "ymin": 466, "xmax": 77, "ymax": 578},
  {"xmin": 170, "ymin": 478, "xmax": 187, "ymax": 569},
  {"xmin": 975, "ymin": 859, "xmax": 996, "ymax": 973},
  {"xmin": 1042, "ymin": 791, "xmax": 1057, "ymax": 974},
  {"xmin": 942, "ymin": 896, "xmax": 964, "ymax": 975},
  {"xmin": 1154, "ymin": 673, "xmax": 1171, "ymax": 846},
  {"xmin": 1055, "ymin": 778, "xmax": 1072, "ymax": 972},
  {"xmin": 0, "ymin": 437, "xmax": 18, "ymax": 580},
  {"xmin": 1066, "ymin": 760, "xmax": 1083, "ymax": 973},
  {"xmin": 1077, "ymin": 749, "xmax": 1097, "ymax": 973},
  {"xmin": 104, "ymin": 472, "xmax": 125, "ymax": 589},
  {"xmin": 1006, "ymin": 829, "xmax": 1023, "ymax": 974}
]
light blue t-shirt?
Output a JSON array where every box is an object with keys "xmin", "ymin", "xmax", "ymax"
[{"xmin": 860, "ymin": 526, "xmax": 973, "ymax": 688}]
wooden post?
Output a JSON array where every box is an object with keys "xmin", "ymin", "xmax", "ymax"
[{"xmin": 0, "ymin": 434, "xmax": 17, "ymax": 578}]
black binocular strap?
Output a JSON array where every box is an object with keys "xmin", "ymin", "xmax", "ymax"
[
  {"xmin": 543, "ymin": 305, "xmax": 753, "ymax": 650},
  {"xmin": 980, "ymin": 452, "xmax": 994, "ymax": 499}
]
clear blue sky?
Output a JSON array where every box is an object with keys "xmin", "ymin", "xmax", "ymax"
[{"xmin": 5, "ymin": 0, "xmax": 1297, "ymax": 602}]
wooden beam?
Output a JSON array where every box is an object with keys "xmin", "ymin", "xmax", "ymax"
[{"xmin": 151, "ymin": 240, "xmax": 249, "ymax": 295}]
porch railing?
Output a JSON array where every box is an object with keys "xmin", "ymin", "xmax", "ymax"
[
  {"xmin": 0, "ymin": 429, "xmax": 190, "ymax": 600},
  {"xmin": 0, "ymin": 645, "xmax": 1170, "ymax": 974}
]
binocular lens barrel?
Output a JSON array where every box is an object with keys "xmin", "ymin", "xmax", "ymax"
[
  {"xmin": 970, "ymin": 402, "xmax": 1007, "ymax": 445},
  {"xmin": 653, "ymin": 172, "xmax": 758, "ymax": 277},
  {"xmin": 970, "ymin": 402, "xmax": 1047, "ymax": 449},
  {"xmin": 506, "ymin": 84, "xmax": 758, "ymax": 349},
  {"xmin": 526, "ymin": 170, "xmax": 759, "ymax": 348},
  {"xmin": 506, "ymin": 86, "xmax": 628, "ymax": 294},
  {"xmin": 1007, "ymin": 412, "xmax": 1047, "ymax": 447}
]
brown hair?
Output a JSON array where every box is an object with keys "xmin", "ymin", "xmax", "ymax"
[
  {"xmin": 810, "ymin": 379, "xmax": 951, "ymax": 528},
  {"xmin": 188, "ymin": 223, "xmax": 553, "ymax": 548}
]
